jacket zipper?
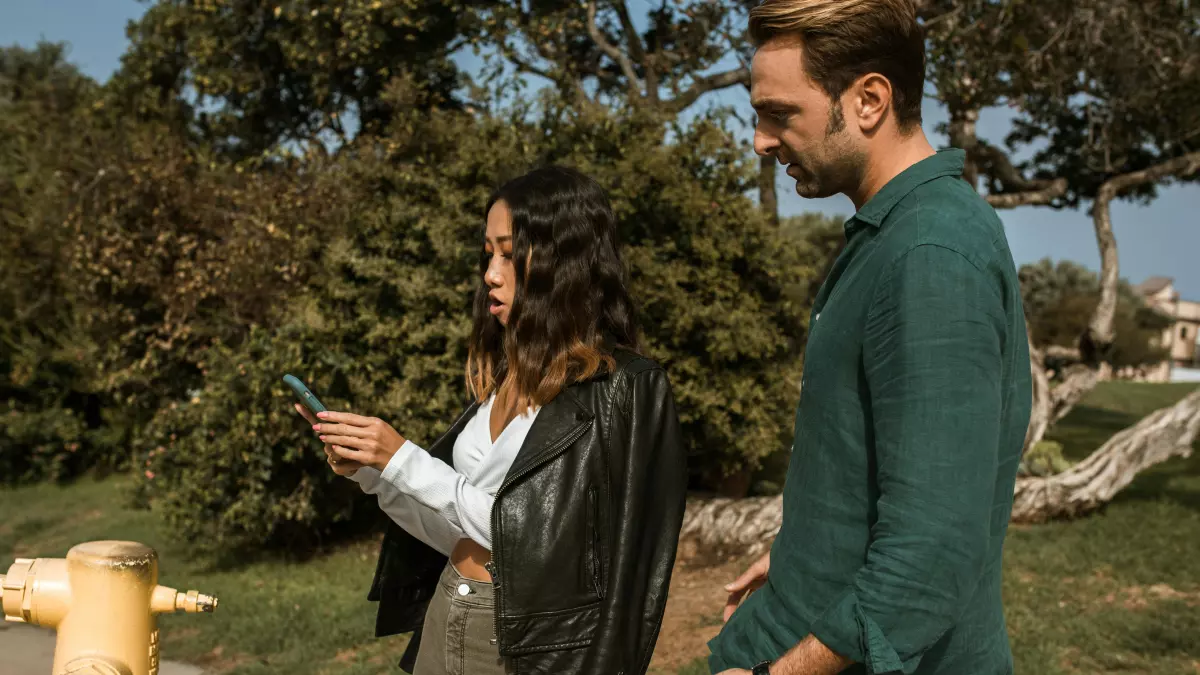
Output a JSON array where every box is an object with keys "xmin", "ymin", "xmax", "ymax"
[
  {"xmin": 484, "ymin": 560, "xmax": 499, "ymax": 645},
  {"xmin": 587, "ymin": 486, "xmax": 603, "ymax": 598},
  {"xmin": 488, "ymin": 419, "xmax": 592, "ymax": 652}
]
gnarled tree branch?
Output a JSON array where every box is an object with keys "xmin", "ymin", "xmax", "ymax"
[
  {"xmin": 946, "ymin": 103, "xmax": 1069, "ymax": 208},
  {"xmin": 1011, "ymin": 388, "xmax": 1200, "ymax": 522},
  {"xmin": 586, "ymin": 1, "xmax": 643, "ymax": 97},
  {"xmin": 985, "ymin": 178, "xmax": 1069, "ymax": 208},
  {"xmin": 610, "ymin": 0, "xmax": 648, "ymax": 66},
  {"xmin": 976, "ymin": 142, "xmax": 1068, "ymax": 208},
  {"xmin": 662, "ymin": 66, "xmax": 749, "ymax": 114},
  {"xmin": 678, "ymin": 390, "xmax": 1200, "ymax": 552},
  {"xmin": 1086, "ymin": 150, "xmax": 1200, "ymax": 353}
]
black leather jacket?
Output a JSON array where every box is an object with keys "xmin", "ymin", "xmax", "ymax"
[{"xmin": 366, "ymin": 349, "xmax": 687, "ymax": 675}]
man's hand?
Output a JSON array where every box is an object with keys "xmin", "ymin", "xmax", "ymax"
[
  {"xmin": 314, "ymin": 410, "xmax": 407, "ymax": 472},
  {"xmin": 724, "ymin": 551, "xmax": 770, "ymax": 622}
]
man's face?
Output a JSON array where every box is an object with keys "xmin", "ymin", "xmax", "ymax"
[{"xmin": 751, "ymin": 38, "xmax": 865, "ymax": 199}]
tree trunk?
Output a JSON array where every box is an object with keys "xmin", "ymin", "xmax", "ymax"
[
  {"xmin": 678, "ymin": 494, "xmax": 781, "ymax": 559},
  {"xmin": 1010, "ymin": 388, "xmax": 1200, "ymax": 522},
  {"xmin": 679, "ymin": 390, "xmax": 1200, "ymax": 551},
  {"xmin": 1029, "ymin": 151, "xmax": 1200, "ymax": 428},
  {"xmin": 947, "ymin": 105, "xmax": 981, "ymax": 188},
  {"xmin": 1022, "ymin": 331, "xmax": 1052, "ymax": 454},
  {"xmin": 759, "ymin": 154, "xmax": 779, "ymax": 225}
]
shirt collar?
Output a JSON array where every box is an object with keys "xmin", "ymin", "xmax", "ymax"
[{"xmin": 847, "ymin": 148, "xmax": 966, "ymax": 230}]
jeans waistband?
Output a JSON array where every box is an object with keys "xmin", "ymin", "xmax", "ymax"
[{"xmin": 439, "ymin": 561, "xmax": 495, "ymax": 608}]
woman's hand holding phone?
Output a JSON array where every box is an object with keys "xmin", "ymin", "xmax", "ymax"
[
  {"xmin": 312, "ymin": 411, "xmax": 408, "ymax": 472},
  {"xmin": 293, "ymin": 403, "xmax": 364, "ymax": 477}
]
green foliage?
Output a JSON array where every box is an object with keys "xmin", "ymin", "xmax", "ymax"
[
  {"xmin": 1, "ymin": 41, "xmax": 350, "ymax": 484},
  {"xmin": 924, "ymin": 0, "xmax": 1200, "ymax": 206},
  {"xmin": 114, "ymin": 0, "xmax": 475, "ymax": 155},
  {"xmin": 479, "ymin": 0, "xmax": 750, "ymax": 113},
  {"xmin": 1019, "ymin": 259, "xmax": 1170, "ymax": 369},
  {"xmin": 0, "ymin": 43, "xmax": 108, "ymax": 483},
  {"xmin": 63, "ymin": 128, "xmax": 342, "ymax": 436},
  {"xmin": 1018, "ymin": 440, "xmax": 1072, "ymax": 477},
  {"xmin": 134, "ymin": 326, "xmax": 377, "ymax": 555}
]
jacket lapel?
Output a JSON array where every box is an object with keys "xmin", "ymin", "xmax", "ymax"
[{"xmin": 502, "ymin": 389, "xmax": 593, "ymax": 489}]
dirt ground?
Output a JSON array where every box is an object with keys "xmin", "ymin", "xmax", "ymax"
[{"xmin": 647, "ymin": 554, "xmax": 756, "ymax": 674}]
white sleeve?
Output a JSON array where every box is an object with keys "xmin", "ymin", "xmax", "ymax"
[
  {"xmin": 377, "ymin": 440, "xmax": 497, "ymax": 550},
  {"xmin": 349, "ymin": 466, "xmax": 466, "ymax": 557}
]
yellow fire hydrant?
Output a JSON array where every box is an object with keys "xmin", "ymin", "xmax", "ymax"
[{"xmin": 1, "ymin": 540, "xmax": 218, "ymax": 675}]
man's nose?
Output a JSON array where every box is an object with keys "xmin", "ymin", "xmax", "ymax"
[{"xmin": 753, "ymin": 126, "xmax": 778, "ymax": 158}]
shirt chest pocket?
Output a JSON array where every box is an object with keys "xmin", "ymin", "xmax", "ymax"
[{"xmin": 801, "ymin": 305, "xmax": 864, "ymax": 393}]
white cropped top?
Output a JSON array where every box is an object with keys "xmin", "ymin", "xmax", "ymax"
[{"xmin": 349, "ymin": 395, "xmax": 540, "ymax": 554}]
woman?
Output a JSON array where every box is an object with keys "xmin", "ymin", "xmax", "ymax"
[{"xmin": 294, "ymin": 166, "xmax": 687, "ymax": 675}]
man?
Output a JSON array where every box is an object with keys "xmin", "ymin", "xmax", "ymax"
[{"xmin": 708, "ymin": 1, "xmax": 1032, "ymax": 674}]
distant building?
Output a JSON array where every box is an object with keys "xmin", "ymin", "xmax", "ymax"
[{"xmin": 1136, "ymin": 277, "xmax": 1200, "ymax": 374}]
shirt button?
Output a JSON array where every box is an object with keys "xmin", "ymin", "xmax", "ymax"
[{"xmin": 457, "ymin": 584, "xmax": 471, "ymax": 596}]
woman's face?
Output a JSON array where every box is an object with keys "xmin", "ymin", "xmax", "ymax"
[{"xmin": 484, "ymin": 200, "xmax": 516, "ymax": 326}]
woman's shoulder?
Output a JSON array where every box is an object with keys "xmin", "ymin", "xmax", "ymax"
[{"xmin": 609, "ymin": 347, "xmax": 664, "ymax": 378}]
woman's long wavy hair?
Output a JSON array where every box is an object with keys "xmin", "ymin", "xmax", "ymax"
[{"xmin": 466, "ymin": 166, "xmax": 641, "ymax": 409}]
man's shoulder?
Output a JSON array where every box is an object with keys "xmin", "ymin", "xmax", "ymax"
[{"xmin": 879, "ymin": 175, "xmax": 1010, "ymax": 271}]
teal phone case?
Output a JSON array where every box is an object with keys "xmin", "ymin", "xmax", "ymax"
[{"xmin": 282, "ymin": 374, "xmax": 328, "ymax": 415}]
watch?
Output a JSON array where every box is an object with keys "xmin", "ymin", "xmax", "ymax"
[{"xmin": 752, "ymin": 661, "xmax": 772, "ymax": 675}]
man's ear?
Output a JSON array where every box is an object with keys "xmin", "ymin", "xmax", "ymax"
[{"xmin": 851, "ymin": 73, "xmax": 892, "ymax": 133}]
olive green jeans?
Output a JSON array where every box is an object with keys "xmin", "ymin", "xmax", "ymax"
[{"xmin": 413, "ymin": 563, "xmax": 512, "ymax": 675}]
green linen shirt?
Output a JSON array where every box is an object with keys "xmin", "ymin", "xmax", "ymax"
[{"xmin": 708, "ymin": 149, "xmax": 1032, "ymax": 675}]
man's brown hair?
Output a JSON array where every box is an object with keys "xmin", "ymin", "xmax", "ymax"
[{"xmin": 749, "ymin": 0, "xmax": 925, "ymax": 130}]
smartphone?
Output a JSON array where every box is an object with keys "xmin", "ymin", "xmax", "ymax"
[{"xmin": 282, "ymin": 374, "xmax": 328, "ymax": 416}]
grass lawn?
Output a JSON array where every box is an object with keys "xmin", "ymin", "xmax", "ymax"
[
  {"xmin": 0, "ymin": 476, "xmax": 403, "ymax": 674},
  {"xmin": 2, "ymin": 381, "xmax": 1199, "ymax": 674},
  {"xmin": 1003, "ymin": 382, "xmax": 1200, "ymax": 674}
]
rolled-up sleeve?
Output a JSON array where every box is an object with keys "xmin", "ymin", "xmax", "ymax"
[{"xmin": 809, "ymin": 243, "xmax": 1005, "ymax": 674}]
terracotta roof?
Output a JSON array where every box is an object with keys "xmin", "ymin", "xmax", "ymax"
[{"xmin": 1136, "ymin": 276, "xmax": 1174, "ymax": 296}]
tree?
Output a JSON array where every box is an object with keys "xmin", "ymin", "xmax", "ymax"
[
  {"xmin": 476, "ymin": 1, "xmax": 782, "ymax": 221},
  {"xmin": 0, "ymin": 43, "xmax": 106, "ymax": 482},
  {"xmin": 1019, "ymin": 259, "xmax": 1170, "ymax": 374},
  {"xmin": 112, "ymin": 0, "xmax": 475, "ymax": 156}
]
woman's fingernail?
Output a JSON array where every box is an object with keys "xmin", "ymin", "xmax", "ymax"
[
  {"xmin": 317, "ymin": 412, "xmax": 328, "ymax": 418},
  {"xmin": 312, "ymin": 425, "xmax": 320, "ymax": 431},
  {"xmin": 318, "ymin": 435, "xmax": 326, "ymax": 441}
]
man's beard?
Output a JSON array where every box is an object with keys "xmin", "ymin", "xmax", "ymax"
[{"xmin": 790, "ymin": 103, "xmax": 864, "ymax": 199}]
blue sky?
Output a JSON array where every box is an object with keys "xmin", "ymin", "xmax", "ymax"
[{"xmin": 5, "ymin": 1, "xmax": 1198, "ymax": 298}]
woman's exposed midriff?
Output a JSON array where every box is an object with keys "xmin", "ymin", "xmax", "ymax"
[{"xmin": 450, "ymin": 537, "xmax": 493, "ymax": 582}]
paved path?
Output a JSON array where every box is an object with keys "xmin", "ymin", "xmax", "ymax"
[{"xmin": 0, "ymin": 622, "xmax": 205, "ymax": 675}]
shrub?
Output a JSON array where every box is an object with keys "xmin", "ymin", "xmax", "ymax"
[{"xmin": 134, "ymin": 326, "xmax": 378, "ymax": 555}]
